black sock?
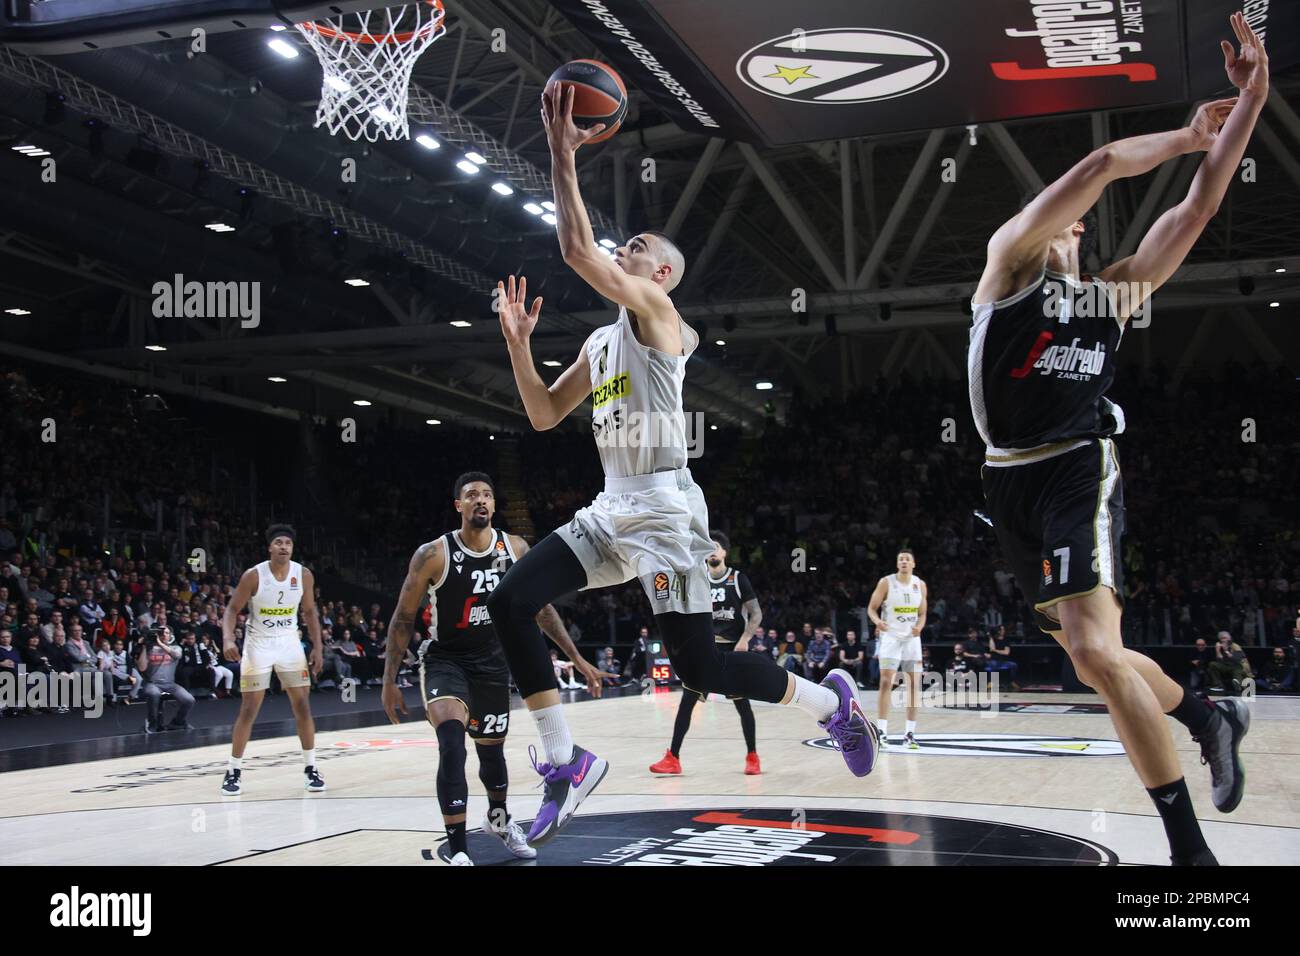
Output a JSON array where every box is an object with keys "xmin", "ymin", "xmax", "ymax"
[
  {"xmin": 1167, "ymin": 686, "xmax": 1216, "ymax": 736},
  {"xmin": 1146, "ymin": 778, "xmax": 1208, "ymax": 860},
  {"xmin": 670, "ymin": 693, "xmax": 698, "ymax": 757},
  {"xmin": 445, "ymin": 821, "xmax": 467, "ymax": 856},
  {"xmin": 735, "ymin": 699, "xmax": 757, "ymax": 753}
]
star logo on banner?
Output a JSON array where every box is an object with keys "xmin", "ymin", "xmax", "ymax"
[{"xmin": 765, "ymin": 64, "xmax": 819, "ymax": 85}]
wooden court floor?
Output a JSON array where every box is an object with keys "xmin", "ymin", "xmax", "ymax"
[{"xmin": 1, "ymin": 689, "xmax": 1295, "ymax": 866}]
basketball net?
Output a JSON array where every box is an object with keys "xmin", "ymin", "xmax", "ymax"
[{"xmin": 295, "ymin": 0, "xmax": 446, "ymax": 142}]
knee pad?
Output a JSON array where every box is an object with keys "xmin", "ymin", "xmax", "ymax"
[
  {"xmin": 475, "ymin": 742, "xmax": 509, "ymax": 794},
  {"xmin": 434, "ymin": 720, "xmax": 469, "ymax": 816}
]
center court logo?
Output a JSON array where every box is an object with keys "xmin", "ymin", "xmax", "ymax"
[
  {"xmin": 469, "ymin": 808, "xmax": 1115, "ymax": 865},
  {"xmin": 737, "ymin": 29, "xmax": 949, "ymax": 104}
]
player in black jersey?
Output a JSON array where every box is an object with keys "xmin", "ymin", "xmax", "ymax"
[
  {"xmin": 650, "ymin": 530, "xmax": 764, "ymax": 776},
  {"xmin": 382, "ymin": 471, "xmax": 602, "ymax": 866},
  {"xmin": 968, "ymin": 13, "xmax": 1265, "ymax": 866}
]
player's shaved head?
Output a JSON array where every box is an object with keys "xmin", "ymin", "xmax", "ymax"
[{"xmin": 642, "ymin": 230, "xmax": 686, "ymax": 293}]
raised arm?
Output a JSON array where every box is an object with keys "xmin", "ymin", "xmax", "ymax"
[
  {"xmin": 382, "ymin": 540, "xmax": 442, "ymax": 723},
  {"xmin": 497, "ymin": 274, "xmax": 592, "ymax": 431},
  {"xmin": 541, "ymin": 83, "xmax": 676, "ymax": 320},
  {"xmin": 1100, "ymin": 13, "xmax": 1268, "ymax": 321}
]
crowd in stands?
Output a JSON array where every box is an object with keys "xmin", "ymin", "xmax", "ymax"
[{"xmin": 1, "ymin": 356, "xmax": 1297, "ymax": 725}]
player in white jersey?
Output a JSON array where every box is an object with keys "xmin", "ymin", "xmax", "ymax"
[
  {"xmin": 483, "ymin": 81, "xmax": 878, "ymax": 848},
  {"xmin": 219, "ymin": 524, "xmax": 325, "ymax": 796},
  {"xmin": 867, "ymin": 550, "xmax": 928, "ymax": 750}
]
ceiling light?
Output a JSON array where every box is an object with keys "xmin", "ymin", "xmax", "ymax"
[
  {"xmin": 345, "ymin": 278, "xmax": 369, "ymax": 287},
  {"xmin": 353, "ymin": 399, "xmax": 372, "ymax": 406},
  {"xmin": 415, "ymin": 133, "xmax": 441, "ymax": 150},
  {"xmin": 5, "ymin": 308, "xmax": 32, "ymax": 316},
  {"xmin": 145, "ymin": 344, "xmax": 167, "ymax": 351},
  {"xmin": 599, "ymin": 239, "xmax": 616, "ymax": 249},
  {"xmin": 267, "ymin": 37, "xmax": 299, "ymax": 58},
  {"xmin": 491, "ymin": 182, "xmax": 513, "ymax": 196},
  {"xmin": 325, "ymin": 75, "xmax": 352, "ymax": 93},
  {"xmin": 267, "ymin": 376, "xmax": 287, "ymax": 383},
  {"xmin": 1275, "ymin": 267, "xmax": 1287, "ymax": 274},
  {"xmin": 455, "ymin": 159, "xmax": 480, "ymax": 175},
  {"xmin": 755, "ymin": 381, "xmax": 773, "ymax": 391},
  {"xmin": 523, "ymin": 202, "xmax": 544, "ymax": 215},
  {"xmin": 540, "ymin": 201, "xmax": 555, "ymax": 212},
  {"xmin": 371, "ymin": 105, "xmax": 398, "ymax": 124},
  {"xmin": 542, "ymin": 360, "xmax": 562, "ymax": 367},
  {"xmin": 425, "ymin": 418, "xmax": 441, "ymax": 425},
  {"xmin": 715, "ymin": 339, "xmax": 726, "ymax": 346},
  {"xmin": 1269, "ymin": 301, "xmax": 1280, "ymax": 308},
  {"xmin": 269, "ymin": 23, "xmax": 287, "ymax": 32},
  {"xmin": 449, "ymin": 320, "xmax": 472, "ymax": 328},
  {"xmin": 205, "ymin": 223, "xmax": 235, "ymax": 233},
  {"xmin": 541, "ymin": 213, "xmax": 557, "ymax": 225},
  {"xmin": 465, "ymin": 151, "xmax": 487, "ymax": 165}
]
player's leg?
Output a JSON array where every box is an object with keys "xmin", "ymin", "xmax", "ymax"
[
  {"xmin": 427, "ymin": 696, "xmax": 473, "ymax": 865},
  {"xmin": 733, "ymin": 698, "xmax": 760, "ymax": 773},
  {"xmin": 484, "ymin": 529, "xmax": 609, "ymax": 846},
  {"xmin": 651, "ymin": 690, "xmax": 697, "ymax": 774},
  {"xmin": 876, "ymin": 662, "xmax": 898, "ymax": 746},
  {"xmin": 276, "ymin": 644, "xmax": 323, "ymax": 792},
  {"xmin": 223, "ymin": 660, "xmax": 270, "ymax": 794},
  {"xmin": 902, "ymin": 664, "xmax": 921, "ymax": 749},
  {"xmin": 467, "ymin": 672, "xmax": 535, "ymax": 860}
]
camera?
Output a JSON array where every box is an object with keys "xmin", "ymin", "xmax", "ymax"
[{"xmin": 144, "ymin": 624, "xmax": 167, "ymax": 647}]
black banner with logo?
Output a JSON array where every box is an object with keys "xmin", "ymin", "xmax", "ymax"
[{"xmin": 550, "ymin": 0, "xmax": 1298, "ymax": 146}]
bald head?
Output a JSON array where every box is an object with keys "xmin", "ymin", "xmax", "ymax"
[{"xmin": 642, "ymin": 231, "xmax": 686, "ymax": 293}]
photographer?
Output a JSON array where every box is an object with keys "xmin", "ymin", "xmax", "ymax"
[
  {"xmin": 136, "ymin": 624, "xmax": 195, "ymax": 733},
  {"xmin": 1206, "ymin": 630, "xmax": 1251, "ymax": 695}
]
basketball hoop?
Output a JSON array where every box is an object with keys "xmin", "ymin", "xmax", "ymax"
[{"xmin": 295, "ymin": 0, "xmax": 446, "ymax": 142}]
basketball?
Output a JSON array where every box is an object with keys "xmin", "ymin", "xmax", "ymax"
[{"xmin": 547, "ymin": 59, "xmax": 627, "ymax": 143}]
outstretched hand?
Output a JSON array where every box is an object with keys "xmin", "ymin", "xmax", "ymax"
[
  {"xmin": 1221, "ymin": 10, "xmax": 1268, "ymax": 95},
  {"xmin": 496, "ymin": 274, "xmax": 542, "ymax": 347},
  {"xmin": 540, "ymin": 81, "xmax": 607, "ymax": 154},
  {"xmin": 1187, "ymin": 97, "xmax": 1238, "ymax": 151}
]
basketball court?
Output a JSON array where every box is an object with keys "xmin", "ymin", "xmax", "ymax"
[{"xmin": 3, "ymin": 688, "xmax": 1296, "ymax": 866}]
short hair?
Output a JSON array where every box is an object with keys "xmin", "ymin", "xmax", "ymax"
[
  {"xmin": 452, "ymin": 471, "xmax": 495, "ymax": 501},
  {"xmin": 709, "ymin": 530, "xmax": 730, "ymax": 552},
  {"xmin": 1019, "ymin": 191, "xmax": 1098, "ymax": 266},
  {"xmin": 642, "ymin": 230, "xmax": 686, "ymax": 293},
  {"xmin": 265, "ymin": 523, "xmax": 296, "ymax": 544},
  {"xmin": 898, "ymin": 548, "xmax": 915, "ymax": 559}
]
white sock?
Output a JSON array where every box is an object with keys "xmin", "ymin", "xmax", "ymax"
[
  {"xmin": 906, "ymin": 720, "xmax": 917, "ymax": 735},
  {"xmin": 788, "ymin": 675, "xmax": 839, "ymax": 722},
  {"xmin": 302, "ymin": 748, "xmax": 315, "ymax": 769},
  {"xmin": 533, "ymin": 704, "xmax": 575, "ymax": 765},
  {"xmin": 228, "ymin": 756, "xmax": 242, "ymax": 771},
  {"xmin": 878, "ymin": 719, "xmax": 889, "ymax": 739}
]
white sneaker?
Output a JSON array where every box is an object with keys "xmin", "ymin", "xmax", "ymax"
[
  {"xmin": 447, "ymin": 851, "xmax": 474, "ymax": 866},
  {"xmin": 482, "ymin": 811, "xmax": 538, "ymax": 859}
]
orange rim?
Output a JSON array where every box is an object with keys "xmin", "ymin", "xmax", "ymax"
[{"xmin": 299, "ymin": 0, "xmax": 444, "ymax": 45}]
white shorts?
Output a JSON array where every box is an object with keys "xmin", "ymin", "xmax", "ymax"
[
  {"xmin": 877, "ymin": 633, "xmax": 921, "ymax": 672},
  {"xmin": 241, "ymin": 637, "xmax": 310, "ymax": 691},
  {"xmin": 555, "ymin": 467, "xmax": 713, "ymax": 615}
]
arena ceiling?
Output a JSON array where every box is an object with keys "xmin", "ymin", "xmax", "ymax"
[{"xmin": 0, "ymin": 0, "xmax": 1297, "ymax": 431}]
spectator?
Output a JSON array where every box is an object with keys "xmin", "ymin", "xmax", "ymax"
[
  {"xmin": 363, "ymin": 627, "xmax": 386, "ymax": 686},
  {"xmin": 805, "ymin": 627, "xmax": 833, "ymax": 682},
  {"xmin": 1256, "ymin": 646, "xmax": 1294, "ymax": 693},
  {"xmin": 202, "ymin": 635, "xmax": 235, "ymax": 697},
  {"xmin": 63, "ymin": 621, "xmax": 96, "ymax": 675},
  {"xmin": 777, "ymin": 631, "xmax": 805, "ymax": 673},
  {"xmin": 1206, "ymin": 631, "xmax": 1252, "ymax": 696},
  {"xmin": 78, "ymin": 588, "xmax": 106, "ymax": 630},
  {"xmin": 137, "ymin": 625, "xmax": 194, "ymax": 733},
  {"xmin": 333, "ymin": 630, "xmax": 362, "ymax": 682},
  {"xmin": 1188, "ymin": 637, "xmax": 1214, "ymax": 691},
  {"xmin": 98, "ymin": 638, "xmax": 137, "ymax": 703},
  {"xmin": 834, "ymin": 630, "xmax": 865, "ymax": 687},
  {"xmin": 985, "ymin": 624, "xmax": 1020, "ymax": 690},
  {"xmin": 748, "ymin": 630, "xmax": 772, "ymax": 659},
  {"xmin": 598, "ymin": 648, "xmax": 622, "ymax": 687},
  {"xmin": 0, "ymin": 629, "xmax": 22, "ymax": 713},
  {"xmin": 625, "ymin": 626, "xmax": 649, "ymax": 682},
  {"xmin": 177, "ymin": 630, "xmax": 215, "ymax": 693},
  {"xmin": 962, "ymin": 627, "xmax": 988, "ymax": 671},
  {"xmin": 21, "ymin": 633, "xmax": 53, "ymax": 677},
  {"xmin": 551, "ymin": 649, "xmax": 580, "ymax": 690}
]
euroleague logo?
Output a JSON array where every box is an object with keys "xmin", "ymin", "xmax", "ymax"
[{"xmin": 737, "ymin": 28, "xmax": 948, "ymax": 105}]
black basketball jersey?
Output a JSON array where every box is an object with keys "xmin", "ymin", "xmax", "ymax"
[
  {"xmin": 968, "ymin": 270, "xmax": 1126, "ymax": 458},
  {"xmin": 708, "ymin": 567, "xmax": 755, "ymax": 642},
  {"xmin": 423, "ymin": 528, "xmax": 516, "ymax": 662}
]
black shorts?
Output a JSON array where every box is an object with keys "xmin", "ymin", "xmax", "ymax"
[
  {"xmin": 982, "ymin": 438, "xmax": 1125, "ymax": 635},
  {"xmin": 419, "ymin": 653, "xmax": 512, "ymax": 740}
]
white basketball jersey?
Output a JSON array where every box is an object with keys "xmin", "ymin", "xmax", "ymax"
[
  {"xmin": 586, "ymin": 306, "xmax": 700, "ymax": 479},
  {"xmin": 882, "ymin": 574, "xmax": 924, "ymax": 636},
  {"xmin": 245, "ymin": 560, "xmax": 304, "ymax": 643}
]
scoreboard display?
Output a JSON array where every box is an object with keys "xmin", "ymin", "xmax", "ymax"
[{"xmin": 645, "ymin": 640, "xmax": 675, "ymax": 686}]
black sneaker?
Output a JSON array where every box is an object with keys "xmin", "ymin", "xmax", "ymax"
[
  {"xmin": 221, "ymin": 769, "xmax": 241, "ymax": 796},
  {"xmin": 1171, "ymin": 846, "xmax": 1219, "ymax": 866},
  {"xmin": 143, "ymin": 719, "xmax": 162, "ymax": 735},
  {"xmin": 304, "ymin": 766, "xmax": 327, "ymax": 792},
  {"xmin": 1192, "ymin": 698, "xmax": 1250, "ymax": 813},
  {"xmin": 165, "ymin": 720, "xmax": 195, "ymax": 731}
]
